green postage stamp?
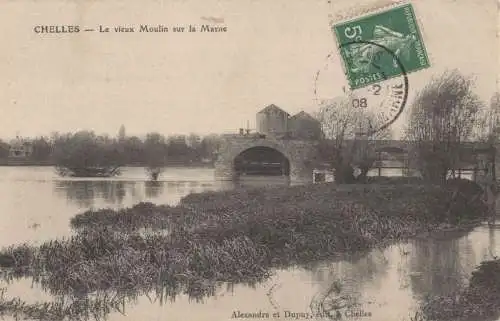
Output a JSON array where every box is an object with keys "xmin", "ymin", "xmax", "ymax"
[{"xmin": 332, "ymin": 2, "xmax": 430, "ymax": 89}]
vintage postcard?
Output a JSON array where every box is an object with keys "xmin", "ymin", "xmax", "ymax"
[{"xmin": 0, "ymin": 0, "xmax": 499, "ymax": 320}]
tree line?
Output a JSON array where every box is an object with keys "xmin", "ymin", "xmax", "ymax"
[{"xmin": 0, "ymin": 130, "xmax": 224, "ymax": 168}]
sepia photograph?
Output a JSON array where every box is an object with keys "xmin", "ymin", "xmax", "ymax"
[{"xmin": 0, "ymin": 0, "xmax": 499, "ymax": 320}]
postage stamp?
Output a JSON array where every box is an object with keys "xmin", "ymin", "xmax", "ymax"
[
  {"xmin": 313, "ymin": 43, "xmax": 409, "ymax": 136},
  {"xmin": 332, "ymin": 2, "xmax": 430, "ymax": 89}
]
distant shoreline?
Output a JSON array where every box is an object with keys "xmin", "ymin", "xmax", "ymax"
[{"xmin": 0, "ymin": 159, "xmax": 214, "ymax": 168}]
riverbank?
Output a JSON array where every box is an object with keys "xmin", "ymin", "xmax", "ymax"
[
  {"xmin": 0, "ymin": 181, "xmax": 489, "ymax": 320},
  {"xmin": 413, "ymin": 258, "xmax": 500, "ymax": 321}
]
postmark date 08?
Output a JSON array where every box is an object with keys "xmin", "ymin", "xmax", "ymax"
[{"xmin": 354, "ymin": 73, "xmax": 383, "ymax": 86}]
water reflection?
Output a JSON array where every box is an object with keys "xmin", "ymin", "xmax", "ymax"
[
  {"xmin": 301, "ymin": 226, "xmax": 500, "ymax": 321},
  {"xmin": 53, "ymin": 181, "xmax": 130, "ymax": 208},
  {"xmin": 488, "ymin": 225, "xmax": 499, "ymax": 258},
  {"xmin": 408, "ymin": 235, "xmax": 472, "ymax": 298},
  {"xmin": 53, "ymin": 180, "xmax": 211, "ymax": 208},
  {"xmin": 52, "ymin": 174, "xmax": 294, "ymax": 210},
  {"xmin": 306, "ymin": 249, "xmax": 390, "ymax": 318},
  {"xmin": 144, "ymin": 181, "xmax": 164, "ymax": 198}
]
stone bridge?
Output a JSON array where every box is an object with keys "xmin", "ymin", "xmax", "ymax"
[
  {"xmin": 214, "ymin": 135, "xmax": 500, "ymax": 184},
  {"xmin": 214, "ymin": 135, "xmax": 322, "ymax": 181}
]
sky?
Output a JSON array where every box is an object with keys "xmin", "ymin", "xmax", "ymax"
[{"xmin": 0, "ymin": 0, "xmax": 498, "ymax": 140}]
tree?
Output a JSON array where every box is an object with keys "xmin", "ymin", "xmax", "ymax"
[
  {"xmin": 118, "ymin": 125, "xmax": 126, "ymax": 142},
  {"xmin": 186, "ymin": 133, "xmax": 202, "ymax": 162},
  {"xmin": 200, "ymin": 134, "xmax": 223, "ymax": 162},
  {"xmin": 122, "ymin": 135, "xmax": 144, "ymax": 164},
  {"xmin": 52, "ymin": 131, "xmax": 123, "ymax": 177},
  {"xmin": 476, "ymin": 92, "xmax": 500, "ymax": 144},
  {"xmin": 0, "ymin": 139, "xmax": 9, "ymax": 158},
  {"xmin": 475, "ymin": 92, "xmax": 500, "ymax": 209},
  {"xmin": 404, "ymin": 70, "xmax": 484, "ymax": 183},
  {"xmin": 30, "ymin": 136, "xmax": 52, "ymax": 162},
  {"xmin": 315, "ymin": 95, "xmax": 392, "ymax": 183},
  {"xmin": 167, "ymin": 135, "xmax": 190, "ymax": 163},
  {"xmin": 144, "ymin": 132, "xmax": 168, "ymax": 180}
]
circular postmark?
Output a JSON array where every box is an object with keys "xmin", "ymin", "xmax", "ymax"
[{"xmin": 314, "ymin": 40, "xmax": 409, "ymax": 137}]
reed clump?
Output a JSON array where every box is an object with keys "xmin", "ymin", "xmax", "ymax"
[{"xmin": 0, "ymin": 287, "xmax": 129, "ymax": 321}]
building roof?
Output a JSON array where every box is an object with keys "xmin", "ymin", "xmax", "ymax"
[
  {"xmin": 290, "ymin": 111, "xmax": 318, "ymax": 121},
  {"xmin": 257, "ymin": 104, "xmax": 290, "ymax": 116}
]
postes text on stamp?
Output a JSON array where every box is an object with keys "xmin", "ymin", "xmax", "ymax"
[
  {"xmin": 313, "ymin": 41, "xmax": 409, "ymax": 136},
  {"xmin": 332, "ymin": 2, "xmax": 430, "ymax": 90}
]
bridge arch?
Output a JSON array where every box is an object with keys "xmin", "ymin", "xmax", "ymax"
[
  {"xmin": 233, "ymin": 146, "xmax": 290, "ymax": 176},
  {"xmin": 214, "ymin": 136, "xmax": 320, "ymax": 181}
]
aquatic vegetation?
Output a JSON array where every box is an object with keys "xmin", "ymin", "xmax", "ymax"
[
  {"xmin": 0, "ymin": 182, "xmax": 489, "ymax": 320},
  {"xmin": 415, "ymin": 259, "xmax": 500, "ymax": 321},
  {"xmin": 0, "ymin": 287, "xmax": 138, "ymax": 321},
  {"xmin": 71, "ymin": 179, "xmax": 487, "ymax": 233},
  {"xmin": 70, "ymin": 202, "xmax": 184, "ymax": 232}
]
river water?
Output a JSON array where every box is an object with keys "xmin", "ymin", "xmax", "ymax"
[{"xmin": 0, "ymin": 166, "xmax": 498, "ymax": 321}]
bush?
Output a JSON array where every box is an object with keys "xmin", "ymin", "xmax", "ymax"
[
  {"xmin": 443, "ymin": 178, "xmax": 487, "ymax": 223},
  {"xmin": 334, "ymin": 163, "xmax": 355, "ymax": 183}
]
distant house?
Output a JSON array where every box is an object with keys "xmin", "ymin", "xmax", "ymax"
[
  {"xmin": 288, "ymin": 111, "xmax": 322, "ymax": 140},
  {"xmin": 8, "ymin": 137, "xmax": 33, "ymax": 158},
  {"xmin": 256, "ymin": 104, "xmax": 290, "ymax": 137},
  {"xmin": 255, "ymin": 105, "xmax": 322, "ymax": 140}
]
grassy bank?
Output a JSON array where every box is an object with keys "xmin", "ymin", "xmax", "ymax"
[
  {"xmin": 412, "ymin": 259, "xmax": 500, "ymax": 321},
  {"xmin": 0, "ymin": 181, "xmax": 489, "ymax": 320}
]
